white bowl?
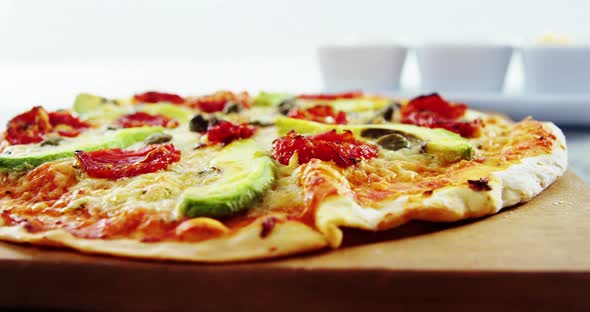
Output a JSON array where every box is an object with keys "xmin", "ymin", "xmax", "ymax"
[
  {"xmin": 522, "ymin": 45, "xmax": 590, "ymax": 94},
  {"xmin": 318, "ymin": 45, "xmax": 407, "ymax": 92},
  {"xmin": 415, "ymin": 44, "xmax": 513, "ymax": 93}
]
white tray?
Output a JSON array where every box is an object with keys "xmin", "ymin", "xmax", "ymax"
[{"xmin": 389, "ymin": 92, "xmax": 590, "ymax": 126}]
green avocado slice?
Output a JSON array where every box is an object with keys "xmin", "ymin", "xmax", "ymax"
[
  {"xmin": 176, "ymin": 139, "xmax": 275, "ymax": 218},
  {"xmin": 73, "ymin": 93, "xmax": 128, "ymax": 120},
  {"xmin": 137, "ymin": 103, "xmax": 193, "ymax": 123},
  {"xmin": 275, "ymin": 117, "xmax": 474, "ymax": 162},
  {"xmin": 0, "ymin": 127, "xmax": 163, "ymax": 171},
  {"xmin": 252, "ymin": 91, "xmax": 293, "ymax": 107}
]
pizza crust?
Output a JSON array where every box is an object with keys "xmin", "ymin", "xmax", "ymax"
[
  {"xmin": 0, "ymin": 218, "xmax": 328, "ymax": 262},
  {"xmin": 314, "ymin": 122, "xmax": 568, "ymax": 247}
]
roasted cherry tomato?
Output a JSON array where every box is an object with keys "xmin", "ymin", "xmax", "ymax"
[
  {"xmin": 75, "ymin": 144, "xmax": 181, "ymax": 180},
  {"xmin": 5, "ymin": 106, "xmax": 52, "ymax": 145},
  {"xmin": 400, "ymin": 93, "xmax": 481, "ymax": 138},
  {"xmin": 272, "ymin": 130, "xmax": 378, "ymax": 167},
  {"xmin": 134, "ymin": 91, "xmax": 185, "ymax": 104},
  {"xmin": 298, "ymin": 91, "xmax": 363, "ymax": 100},
  {"xmin": 206, "ymin": 120, "xmax": 256, "ymax": 145},
  {"xmin": 191, "ymin": 91, "xmax": 250, "ymax": 113},
  {"xmin": 5, "ymin": 107, "xmax": 89, "ymax": 145},
  {"xmin": 48, "ymin": 111, "xmax": 91, "ymax": 137},
  {"xmin": 116, "ymin": 112, "xmax": 179, "ymax": 129},
  {"xmin": 287, "ymin": 105, "xmax": 347, "ymax": 124}
]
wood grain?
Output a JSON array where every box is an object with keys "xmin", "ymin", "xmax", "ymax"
[{"xmin": 0, "ymin": 171, "xmax": 588, "ymax": 311}]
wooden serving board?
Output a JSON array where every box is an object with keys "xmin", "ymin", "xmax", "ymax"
[{"xmin": 0, "ymin": 171, "xmax": 589, "ymax": 311}]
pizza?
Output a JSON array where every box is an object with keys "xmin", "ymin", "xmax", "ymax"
[{"xmin": 0, "ymin": 90, "xmax": 567, "ymax": 262}]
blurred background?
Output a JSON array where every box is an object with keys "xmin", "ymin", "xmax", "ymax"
[
  {"xmin": 1, "ymin": 0, "xmax": 588, "ymax": 101},
  {"xmin": 0, "ymin": 0, "xmax": 588, "ymax": 180}
]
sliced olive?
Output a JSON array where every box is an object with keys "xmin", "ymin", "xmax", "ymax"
[
  {"xmin": 106, "ymin": 125, "xmax": 121, "ymax": 131},
  {"xmin": 278, "ymin": 98, "xmax": 296, "ymax": 115},
  {"xmin": 382, "ymin": 102, "xmax": 401, "ymax": 121},
  {"xmin": 144, "ymin": 133, "xmax": 173, "ymax": 145},
  {"xmin": 40, "ymin": 137, "xmax": 63, "ymax": 147},
  {"xmin": 189, "ymin": 114, "xmax": 209, "ymax": 133},
  {"xmin": 360, "ymin": 128, "xmax": 397, "ymax": 139},
  {"xmin": 376, "ymin": 134, "xmax": 410, "ymax": 151},
  {"xmin": 223, "ymin": 102, "xmax": 242, "ymax": 114},
  {"xmin": 367, "ymin": 102, "xmax": 401, "ymax": 124}
]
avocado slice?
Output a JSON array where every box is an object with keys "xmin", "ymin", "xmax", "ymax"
[
  {"xmin": 73, "ymin": 93, "xmax": 128, "ymax": 120},
  {"xmin": 176, "ymin": 139, "xmax": 275, "ymax": 218},
  {"xmin": 252, "ymin": 91, "xmax": 293, "ymax": 107},
  {"xmin": 138, "ymin": 103, "xmax": 193, "ymax": 123},
  {"xmin": 328, "ymin": 98, "xmax": 390, "ymax": 112},
  {"xmin": 275, "ymin": 117, "xmax": 474, "ymax": 162},
  {"xmin": 0, "ymin": 127, "xmax": 163, "ymax": 171}
]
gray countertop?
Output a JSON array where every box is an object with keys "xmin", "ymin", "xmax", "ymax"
[{"xmin": 563, "ymin": 127, "xmax": 590, "ymax": 183}]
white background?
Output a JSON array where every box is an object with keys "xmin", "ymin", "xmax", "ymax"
[{"xmin": 0, "ymin": 0, "xmax": 587, "ymax": 117}]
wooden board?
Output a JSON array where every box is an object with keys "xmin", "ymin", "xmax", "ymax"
[{"xmin": 0, "ymin": 171, "xmax": 589, "ymax": 311}]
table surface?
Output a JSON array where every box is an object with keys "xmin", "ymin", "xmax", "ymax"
[
  {"xmin": 0, "ymin": 171, "xmax": 588, "ymax": 312},
  {"xmin": 562, "ymin": 127, "xmax": 590, "ymax": 183}
]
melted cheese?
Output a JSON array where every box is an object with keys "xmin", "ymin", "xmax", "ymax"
[{"xmin": 66, "ymin": 144, "xmax": 220, "ymax": 219}]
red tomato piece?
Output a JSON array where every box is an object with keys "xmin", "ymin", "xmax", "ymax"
[
  {"xmin": 49, "ymin": 111, "xmax": 91, "ymax": 137},
  {"xmin": 206, "ymin": 120, "xmax": 256, "ymax": 145},
  {"xmin": 287, "ymin": 105, "xmax": 348, "ymax": 125},
  {"xmin": 75, "ymin": 144, "xmax": 181, "ymax": 180},
  {"xmin": 272, "ymin": 130, "xmax": 378, "ymax": 167},
  {"xmin": 400, "ymin": 93, "xmax": 481, "ymax": 138},
  {"xmin": 298, "ymin": 91, "xmax": 363, "ymax": 100},
  {"xmin": 401, "ymin": 93, "xmax": 467, "ymax": 119},
  {"xmin": 191, "ymin": 91, "xmax": 250, "ymax": 113},
  {"xmin": 116, "ymin": 112, "xmax": 179, "ymax": 129},
  {"xmin": 5, "ymin": 107, "xmax": 90, "ymax": 145},
  {"xmin": 134, "ymin": 91, "xmax": 185, "ymax": 104},
  {"xmin": 5, "ymin": 106, "xmax": 52, "ymax": 145}
]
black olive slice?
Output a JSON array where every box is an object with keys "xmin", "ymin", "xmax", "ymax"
[
  {"xmin": 361, "ymin": 128, "xmax": 424, "ymax": 150},
  {"xmin": 144, "ymin": 133, "xmax": 173, "ymax": 145},
  {"xmin": 223, "ymin": 102, "xmax": 242, "ymax": 114},
  {"xmin": 376, "ymin": 134, "xmax": 410, "ymax": 151},
  {"xmin": 278, "ymin": 98, "xmax": 296, "ymax": 115},
  {"xmin": 40, "ymin": 137, "xmax": 63, "ymax": 147},
  {"xmin": 189, "ymin": 115, "xmax": 209, "ymax": 133},
  {"xmin": 360, "ymin": 128, "xmax": 396, "ymax": 139}
]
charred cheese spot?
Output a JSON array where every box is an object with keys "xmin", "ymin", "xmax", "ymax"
[
  {"xmin": 467, "ymin": 177, "xmax": 492, "ymax": 192},
  {"xmin": 260, "ymin": 216, "xmax": 278, "ymax": 238}
]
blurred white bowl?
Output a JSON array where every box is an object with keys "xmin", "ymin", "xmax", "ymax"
[
  {"xmin": 522, "ymin": 45, "xmax": 590, "ymax": 94},
  {"xmin": 416, "ymin": 44, "xmax": 513, "ymax": 93},
  {"xmin": 318, "ymin": 45, "xmax": 407, "ymax": 92}
]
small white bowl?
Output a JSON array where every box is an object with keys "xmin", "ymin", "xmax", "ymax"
[
  {"xmin": 522, "ymin": 45, "xmax": 590, "ymax": 94},
  {"xmin": 318, "ymin": 44, "xmax": 407, "ymax": 92},
  {"xmin": 415, "ymin": 44, "xmax": 513, "ymax": 92}
]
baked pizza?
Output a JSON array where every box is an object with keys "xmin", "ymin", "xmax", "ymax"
[{"xmin": 0, "ymin": 91, "xmax": 567, "ymax": 262}]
